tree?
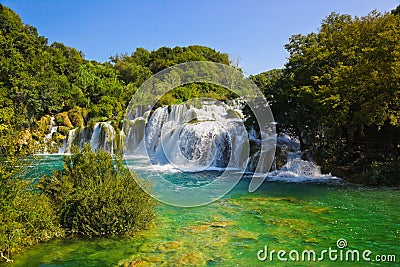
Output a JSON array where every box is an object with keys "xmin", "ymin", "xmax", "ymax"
[{"xmin": 282, "ymin": 10, "xmax": 400, "ymax": 184}]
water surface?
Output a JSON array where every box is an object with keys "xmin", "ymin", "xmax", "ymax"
[{"xmin": 7, "ymin": 156, "xmax": 399, "ymax": 266}]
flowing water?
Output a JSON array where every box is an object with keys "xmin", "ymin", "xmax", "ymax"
[{"xmin": 7, "ymin": 156, "xmax": 400, "ymax": 267}]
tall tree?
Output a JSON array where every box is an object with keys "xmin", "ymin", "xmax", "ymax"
[{"xmin": 282, "ymin": 10, "xmax": 400, "ymax": 182}]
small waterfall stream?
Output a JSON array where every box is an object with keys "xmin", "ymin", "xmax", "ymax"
[
  {"xmin": 90, "ymin": 122, "xmax": 116, "ymax": 154},
  {"xmin": 43, "ymin": 117, "xmax": 58, "ymax": 144}
]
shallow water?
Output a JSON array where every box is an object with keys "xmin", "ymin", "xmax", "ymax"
[{"xmin": 6, "ymin": 156, "xmax": 400, "ymax": 266}]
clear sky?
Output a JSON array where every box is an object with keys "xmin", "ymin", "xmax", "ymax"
[{"xmin": 2, "ymin": 0, "xmax": 399, "ymax": 75}]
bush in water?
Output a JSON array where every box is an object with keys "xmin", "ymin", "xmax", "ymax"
[
  {"xmin": 0, "ymin": 156, "xmax": 63, "ymax": 262},
  {"xmin": 40, "ymin": 144, "xmax": 156, "ymax": 237}
]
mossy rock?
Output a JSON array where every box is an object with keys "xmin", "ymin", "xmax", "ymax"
[
  {"xmin": 53, "ymin": 132, "xmax": 66, "ymax": 142},
  {"xmin": 176, "ymin": 252, "xmax": 207, "ymax": 266},
  {"xmin": 275, "ymin": 146, "xmax": 288, "ymax": 170},
  {"xmin": 304, "ymin": 237, "xmax": 319, "ymax": 244},
  {"xmin": 58, "ymin": 126, "xmax": 70, "ymax": 136},
  {"xmin": 226, "ymin": 109, "xmax": 242, "ymax": 119},
  {"xmin": 156, "ymin": 241, "xmax": 182, "ymax": 253},
  {"xmin": 307, "ymin": 206, "xmax": 331, "ymax": 214},
  {"xmin": 67, "ymin": 107, "xmax": 88, "ymax": 128},
  {"xmin": 55, "ymin": 112, "xmax": 73, "ymax": 128}
]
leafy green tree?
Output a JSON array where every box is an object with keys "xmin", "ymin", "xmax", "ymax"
[
  {"xmin": 73, "ymin": 62, "xmax": 124, "ymax": 108},
  {"xmin": 391, "ymin": 4, "xmax": 400, "ymax": 15},
  {"xmin": 281, "ymin": 10, "xmax": 400, "ymax": 184}
]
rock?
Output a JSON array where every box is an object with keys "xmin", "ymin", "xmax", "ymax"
[
  {"xmin": 307, "ymin": 207, "xmax": 331, "ymax": 214},
  {"xmin": 126, "ymin": 259, "xmax": 150, "ymax": 267},
  {"xmin": 157, "ymin": 241, "xmax": 181, "ymax": 253},
  {"xmin": 305, "ymin": 238, "xmax": 319, "ymax": 244},
  {"xmin": 68, "ymin": 107, "xmax": 87, "ymax": 128},
  {"xmin": 210, "ymin": 222, "xmax": 228, "ymax": 228},
  {"xmin": 176, "ymin": 252, "xmax": 206, "ymax": 266},
  {"xmin": 56, "ymin": 112, "xmax": 73, "ymax": 128},
  {"xmin": 231, "ymin": 230, "xmax": 258, "ymax": 240}
]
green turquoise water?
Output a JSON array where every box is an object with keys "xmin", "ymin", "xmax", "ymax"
[{"xmin": 5, "ymin": 156, "xmax": 400, "ymax": 266}]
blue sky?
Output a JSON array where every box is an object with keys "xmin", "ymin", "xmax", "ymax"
[{"xmin": 2, "ymin": 0, "xmax": 399, "ymax": 75}]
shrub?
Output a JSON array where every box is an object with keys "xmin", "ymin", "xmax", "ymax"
[
  {"xmin": 40, "ymin": 145, "xmax": 156, "ymax": 237},
  {"xmin": 367, "ymin": 156, "xmax": 400, "ymax": 186},
  {"xmin": 0, "ymin": 156, "xmax": 63, "ymax": 262}
]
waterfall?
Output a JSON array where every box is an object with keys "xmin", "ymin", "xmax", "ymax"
[
  {"xmin": 123, "ymin": 102, "xmax": 342, "ymax": 182},
  {"xmin": 41, "ymin": 103, "xmax": 341, "ymax": 182},
  {"xmin": 90, "ymin": 123, "xmax": 101, "ymax": 151},
  {"xmin": 77, "ymin": 127, "xmax": 92, "ymax": 149},
  {"xmin": 39, "ymin": 116, "xmax": 59, "ymax": 154},
  {"xmin": 90, "ymin": 122, "xmax": 116, "ymax": 154},
  {"xmin": 267, "ymin": 135, "xmax": 342, "ymax": 182},
  {"xmin": 44, "ymin": 117, "xmax": 58, "ymax": 142},
  {"xmin": 42, "ymin": 120, "xmax": 116, "ymax": 155},
  {"xmin": 61, "ymin": 128, "xmax": 78, "ymax": 154},
  {"xmin": 124, "ymin": 101, "xmax": 249, "ymax": 171}
]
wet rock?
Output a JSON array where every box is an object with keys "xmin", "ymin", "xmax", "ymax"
[
  {"xmin": 210, "ymin": 221, "xmax": 228, "ymax": 228},
  {"xmin": 307, "ymin": 207, "xmax": 331, "ymax": 214},
  {"xmin": 230, "ymin": 230, "xmax": 258, "ymax": 240},
  {"xmin": 304, "ymin": 237, "xmax": 319, "ymax": 244},
  {"xmin": 157, "ymin": 241, "xmax": 181, "ymax": 253},
  {"xmin": 176, "ymin": 252, "xmax": 207, "ymax": 266}
]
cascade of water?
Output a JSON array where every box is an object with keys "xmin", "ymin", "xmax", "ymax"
[
  {"xmin": 90, "ymin": 122, "xmax": 116, "ymax": 154},
  {"xmin": 40, "ymin": 116, "xmax": 59, "ymax": 154},
  {"xmin": 125, "ymin": 101, "xmax": 249, "ymax": 171},
  {"xmin": 42, "ymin": 103, "xmax": 340, "ymax": 182},
  {"xmin": 267, "ymin": 135, "xmax": 341, "ymax": 182},
  {"xmin": 90, "ymin": 122, "xmax": 101, "ymax": 151},
  {"xmin": 58, "ymin": 139, "xmax": 67, "ymax": 154},
  {"xmin": 79, "ymin": 128, "xmax": 91, "ymax": 148},
  {"xmin": 102, "ymin": 122, "xmax": 116, "ymax": 154},
  {"xmin": 63, "ymin": 128, "xmax": 78, "ymax": 154},
  {"xmin": 44, "ymin": 117, "xmax": 58, "ymax": 142}
]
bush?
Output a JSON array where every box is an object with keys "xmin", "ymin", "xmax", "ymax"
[
  {"xmin": 0, "ymin": 156, "xmax": 63, "ymax": 262},
  {"xmin": 367, "ymin": 156, "xmax": 400, "ymax": 186},
  {"xmin": 40, "ymin": 145, "xmax": 156, "ymax": 237}
]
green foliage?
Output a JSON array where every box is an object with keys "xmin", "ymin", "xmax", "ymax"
[
  {"xmin": 0, "ymin": 124, "xmax": 63, "ymax": 262},
  {"xmin": 111, "ymin": 45, "xmax": 230, "ymax": 77},
  {"xmin": 262, "ymin": 10, "xmax": 400, "ymax": 184},
  {"xmin": 91, "ymin": 96, "xmax": 123, "ymax": 119},
  {"xmin": 391, "ymin": 5, "xmax": 400, "ymax": 15},
  {"xmin": 0, "ymin": 177, "xmax": 63, "ymax": 261},
  {"xmin": 40, "ymin": 145, "xmax": 156, "ymax": 237},
  {"xmin": 1, "ymin": 3, "xmax": 234, "ymax": 130},
  {"xmin": 368, "ymin": 156, "xmax": 400, "ymax": 186},
  {"xmin": 0, "ymin": 5, "xmax": 85, "ymax": 119},
  {"xmin": 55, "ymin": 112, "xmax": 73, "ymax": 128}
]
